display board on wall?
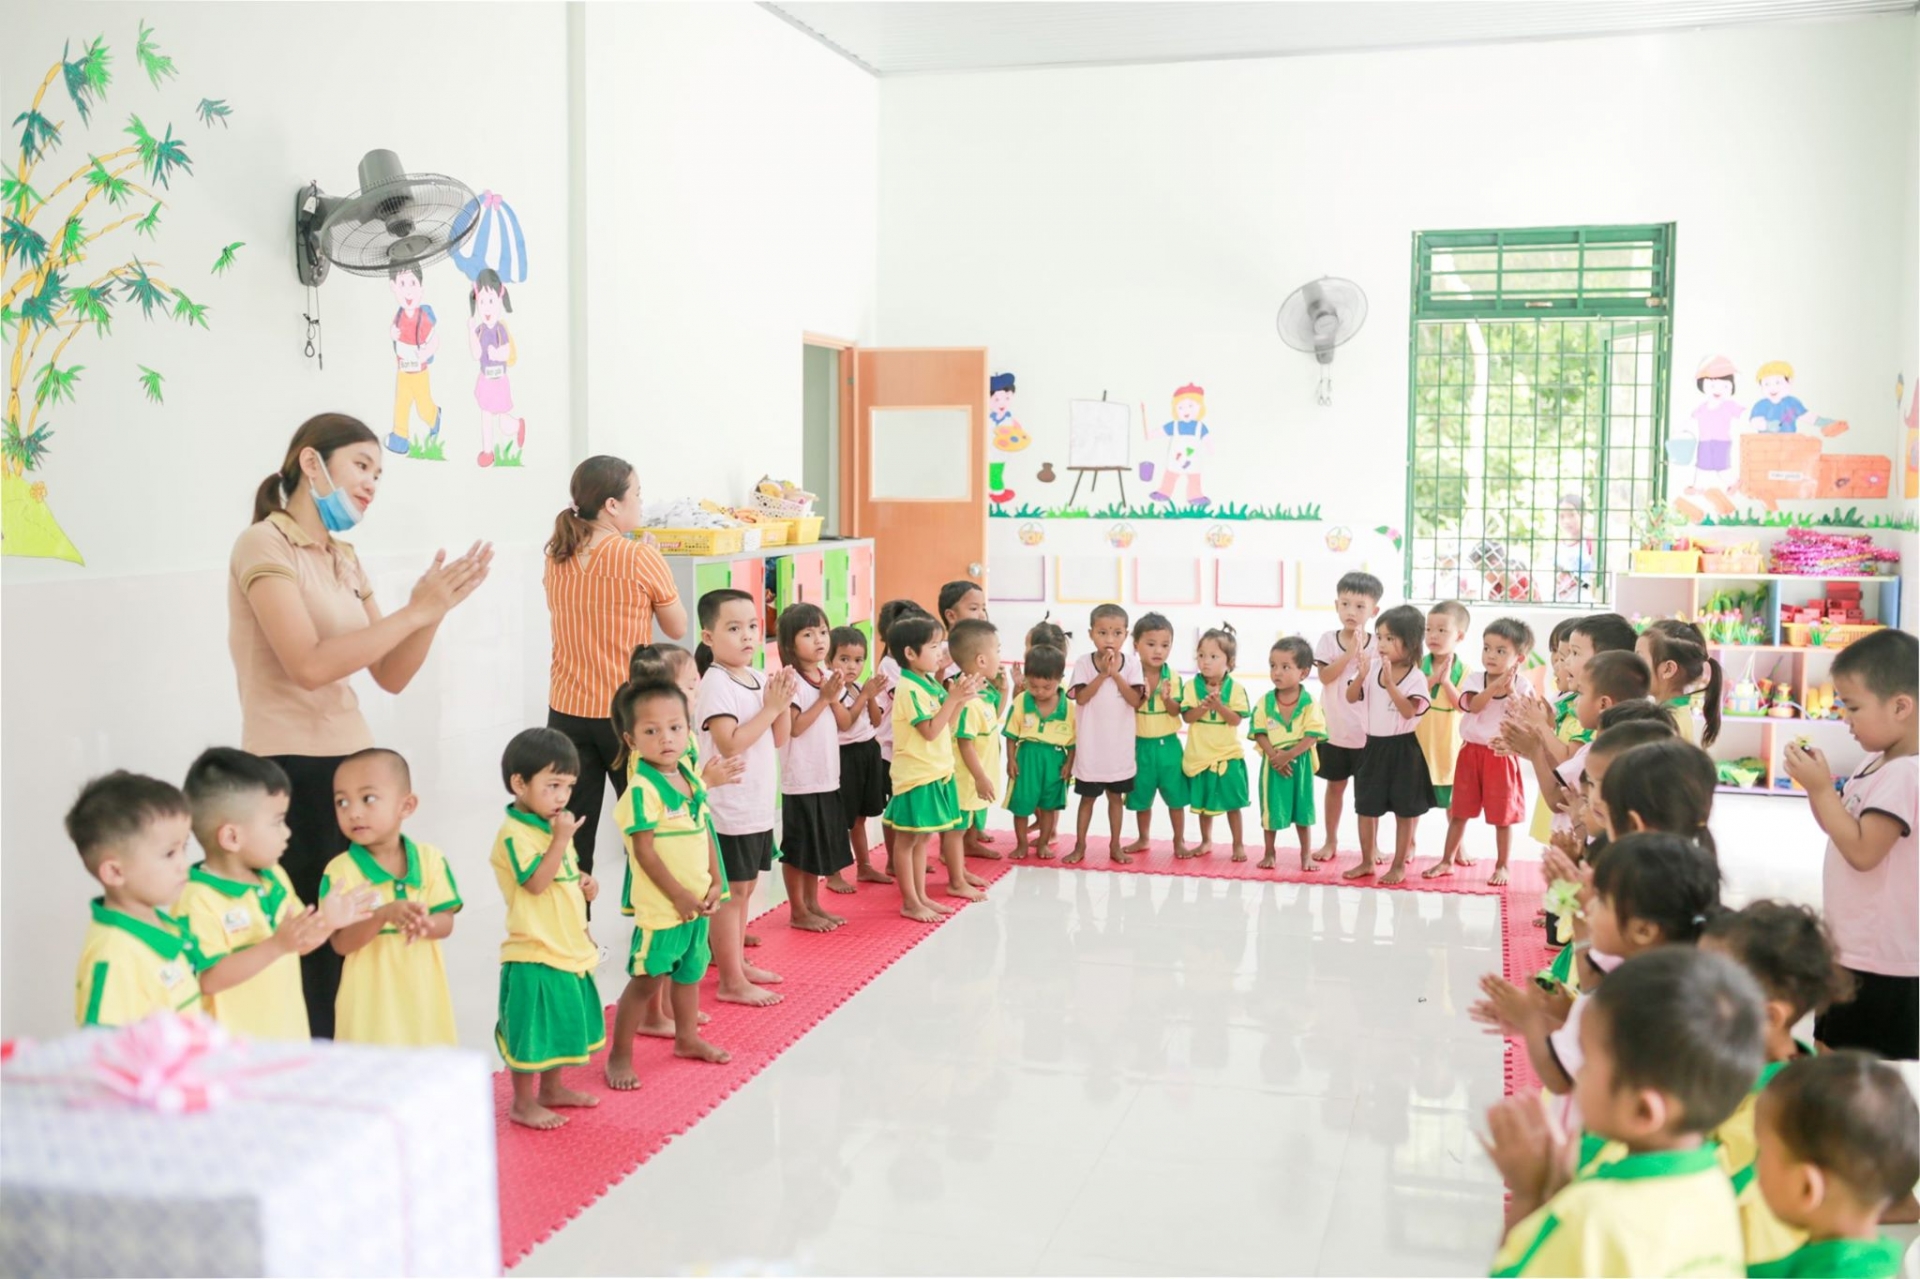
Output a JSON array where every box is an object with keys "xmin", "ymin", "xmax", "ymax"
[{"xmin": 1066, "ymin": 398, "xmax": 1131, "ymax": 470}]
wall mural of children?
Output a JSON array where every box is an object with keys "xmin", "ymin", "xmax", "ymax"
[
  {"xmin": 1149, "ymin": 383, "xmax": 1213, "ymax": 508},
  {"xmin": 988, "ymin": 372, "xmax": 1028, "ymax": 506},
  {"xmin": 1748, "ymin": 360, "xmax": 1810, "ymax": 434},
  {"xmin": 468, "ymin": 269, "xmax": 526, "ymax": 468},
  {"xmin": 1678, "ymin": 354, "xmax": 1743, "ymax": 515},
  {"xmin": 387, "ymin": 262, "xmax": 443, "ymax": 458}
]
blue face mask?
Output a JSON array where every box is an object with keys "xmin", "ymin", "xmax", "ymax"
[{"xmin": 309, "ymin": 465, "xmax": 363, "ymax": 533}]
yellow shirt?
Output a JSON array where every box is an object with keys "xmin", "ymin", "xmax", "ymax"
[
  {"xmin": 891, "ymin": 669, "xmax": 956, "ymax": 793},
  {"xmin": 74, "ymin": 899, "xmax": 209, "ymax": 1027},
  {"xmin": 1531, "ymin": 694, "xmax": 1593, "ymax": 842},
  {"xmin": 1181, "ymin": 675, "xmax": 1250, "ymax": 776},
  {"xmin": 1666, "ymin": 696, "xmax": 1700, "ymax": 745},
  {"xmin": 176, "ymin": 864, "xmax": 309, "ymax": 1041},
  {"xmin": 319, "ymin": 839, "xmax": 461, "ymax": 1047},
  {"xmin": 1416, "ymin": 654, "xmax": 1468, "ymax": 785},
  {"xmin": 1136, "ymin": 663, "xmax": 1185, "ymax": 740},
  {"xmin": 955, "ymin": 684, "xmax": 1004, "ymax": 812},
  {"xmin": 491, "ymin": 807, "xmax": 597, "ymax": 974},
  {"xmin": 622, "ymin": 758, "xmax": 717, "ymax": 930},
  {"xmin": 1250, "ymin": 689, "xmax": 1328, "ymax": 771},
  {"xmin": 1004, "ymin": 691, "xmax": 1076, "ymax": 748},
  {"xmin": 1492, "ymin": 1145, "xmax": 1743, "ymax": 1277}
]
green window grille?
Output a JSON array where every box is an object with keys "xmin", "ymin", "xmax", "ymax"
[{"xmin": 1406, "ymin": 224, "xmax": 1675, "ymax": 608}]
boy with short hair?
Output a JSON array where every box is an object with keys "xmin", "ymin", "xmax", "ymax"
[
  {"xmin": 1431, "ymin": 617, "xmax": 1534, "ymax": 883},
  {"xmin": 179, "ymin": 747, "xmax": 373, "ymax": 1041},
  {"xmin": 1004, "ymin": 644, "xmax": 1076, "ymax": 859},
  {"xmin": 320, "ymin": 748, "xmax": 463, "ymax": 1046},
  {"xmin": 1416, "ymin": 601, "xmax": 1471, "ymax": 812},
  {"xmin": 1313, "ymin": 572, "xmax": 1382, "ymax": 863},
  {"xmin": 1783, "ymin": 627, "xmax": 1918, "ymax": 1062},
  {"xmin": 493, "ymin": 727, "xmax": 605, "ymax": 1130},
  {"xmin": 1067, "ymin": 603, "xmax": 1144, "ymax": 865},
  {"xmin": 1751, "ymin": 1052, "xmax": 1920, "ymax": 1278},
  {"xmin": 68, "ymin": 771, "xmax": 209, "ymax": 1027},
  {"xmin": 949, "ymin": 620, "xmax": 1006, "ymax": 862},
  {"xmin": 1520, "ymin": 650, "xmax": 1652, "ymax": 834},
  {"xmin": 1485, "ymin": 947, "xmax": 1766, "ymax": 1277}
]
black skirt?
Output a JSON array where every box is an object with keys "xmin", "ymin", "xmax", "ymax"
[
  {"xmin": 780, "ymin": 791, "xmax": 854, "ymax": 876},
  {"xmin": 839, "ymin": 739, "xmax": 890, "ymax": 818},
  {"xmin": 1354, "ymin": 732, "xmax": 1436, "ymax": 819}
]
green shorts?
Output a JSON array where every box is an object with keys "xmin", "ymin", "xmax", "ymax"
[
  {"xmin": 1258, "ymin": 758, "xmax": 1317, "ymax": 831},
  {"xmin": 495, "ymin": 962, "xmax": 607, "ymax": 1073},
  {"xmin": 1187, "ymin": 758, "xmax": 1250, "ymax": 816},
  {"xmin": 1126, "ymin": 733, "xmax": 1190, "ymax": 812},
  {"xmin": 1007, "ymin": 740, "xmax": 1069, "ymax": 817},
  {"xmin": 958, "ymin": 806, "xmax": 989, "ymax": 831},
  {"xmin": 1433, "ymin": 784, "xmax": 1453, "ymax": 808},
  {"xmin": 885, "ymin": 776, "xmax": 962, "ymax": 832},
  {"xmin": 629, "ymin": 915, "xmax": 712, "ymax": 984}
]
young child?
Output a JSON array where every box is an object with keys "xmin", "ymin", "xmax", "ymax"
[
  {"xmin": 1250, "ymin": 636, "xmax": 1327, "ymax": 871},
  {"xmin": 1638, "ymin": 617, "xmax": 1724, "ymax": 747},
  {"xmin": 1008, "ymin": 616, "xmax": 1070, "ymax": 705},
  {"xmin": 1313, "ymin": 572, "xmax": 1382, "ymax": 862},
  {"xmin": 1783, "ymin": 627, "xmax": 1918, "ymax": 1061},
  {"xmin": 1598, "ymin": 735, "xmax": 1720, "ymax": 857},
  {"xmin": 1430, "ymin": 618, "xmax": 1535, "ymax": 883},
  {"xmin": 1701, "ymin": 901, "xmax": 1856, "ymax": 1266},
  {"xmin": 693, "ymin": 588, "xmax": 795, "ymax": 1008},
  {"xmin": 939, "ymin": 580, "xmax": 1005, "ymax": 856},
  {"xmin": 491, "ymin": 728, "xmax": 603, "ymax": 1130},
  {"xmin": 1178, "ymin": 624, "xmax": 1252, "ymax": 860},
  {"xmin": 1124, "ymin": 612, "xmax": 1190, "ymax": 858},
  {"xmin": 1520, "ymin": 617, "xmax": 1582, "ymax": 847},
  {"xmin": 1523, "ymin": 649, "xmax": 1653, "ymax": 836},
  {"xmin": 883, "ymin": 614, "xmax": 986, "ymax": 920},
  {"xmin": 180, "ymin": 748, "xmax": 371, "ymax": 1041},
  {"xmin": 68, "ymin": 771, "xmax": 208, "ymax": 1027},
  {"xmin": 1068, "ymin": 603, "xmax": 1145, "ymax": 865},
  {"xmin": 606, "ymin": 677, "xmax": 729, "ymax": 1088},
  {"xmin": 1004, "ymin": 644, "xmax": 1076, "ymax": 859},
  {"xmin": 1752, "ymin": 1053, "xmax": 1920, "ymax": 1277},
  {"xmin": 776, "ymin": 602, "xmax": 855, "ymax": 933},
  {"xmin": 1511, "ymin": 614, "xmax": 1638, "ymax": 844},
  {"xmin": 825, "ymin": 625, "xmax": 891, "ymax": 892},
  {"xmin": 1346, "ymin": 604, "xmax": 1434, "ymax": 884},
  {"xmin": 949, "ymin": 619, "xmax": 1006, "ymax": 866},
  {"xmin": 873, "ymin": 599, "xmax": 931, "ymax": 885},
  {"xmin": 321, "ymin": 749, "xmax": 462, "ymax": 1047},
  {"xmin": 1416, "ymin": 601, "xmax": 1471, "ymax": 816},
  {"xmin": 1485, "ymin": 946, "xmax": 1764, "ymax": 1277}
]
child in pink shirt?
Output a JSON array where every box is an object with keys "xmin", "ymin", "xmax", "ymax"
[{"xmin": 1065, "ymin": 603, "xmax": 1145, "ymax": 865}]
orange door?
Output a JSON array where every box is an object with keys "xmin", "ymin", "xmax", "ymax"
[{"xmin": 843, "ymin": 347, "xmax": 989, "ymax": 612}]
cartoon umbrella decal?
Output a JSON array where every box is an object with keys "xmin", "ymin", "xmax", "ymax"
[{"xmin": 449, "ymin": 190, "xmax": 527, "ymax": 283}]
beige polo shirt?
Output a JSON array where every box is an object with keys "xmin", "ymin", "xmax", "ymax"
[{"xmin": 228, "ymin": 511, "xmax": 377, "ymax": 758}]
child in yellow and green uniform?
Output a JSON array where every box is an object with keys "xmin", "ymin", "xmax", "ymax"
[
  {"xmin": 1181, "ymin": 626, "xmax": 1252, "ymax": 861},
  {"xmin": 1251, "ymin": 637, "xmax": 1328, "ymax": 872},
  {"xmin": 1004, "ymin": 644, "xmax": 1076, "ymax": 859},
  {"xmin": 884, "ymin": 615, "xmax": 986, "ymax": 920},
  {"xmin": 950, "ymin": 619, "xmax": 1006, "ymax": 861},
  {"xmin": 320, "ymin": 749, "xmax": 463, "ymax": 1047},
  {"xmin": 1416, "ymin": 602, "xmax": 1470, "ymax": 810},
  {"xmin": 67, "ymin": 771, "xmax": 210, "ymax": 1026},
  {"xmin": 1748, "ymin": 1053, "xmax": 1917, "ymax": 1279},
  {"xmin": 1124, "ymin": 612, "xmax": 1190, "ymax": 857},
  {"xmin": 492, "ymin": 728, "xmax": 606, "ymax": 1131},
  {"xmin": 1485, "ymin": 947, "xmax": 1763, "ymax": 1278}
]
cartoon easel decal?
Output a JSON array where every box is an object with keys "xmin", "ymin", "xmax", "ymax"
[
  {"xmin": 1671, "ymin": 354, "xmax": 1743, "ymax": 520},
  {"xmin": 468, "ymin": 270, "xmax": 524, "ymax": 468},
  {"xmin": 1149, "ymin": 383, "xmax": 1213, "ymax": 508},
  {"xmin": 988, "ymin": 372, "xmax": 1027, "ymax": 506},
  {"xmin": 387, "ymin": 262, "xmax": 442, "ymax": 457}
]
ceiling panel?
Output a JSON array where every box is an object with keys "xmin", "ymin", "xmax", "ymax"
[{"xmin": 763, "ymin": 0, "xmax": 1913, "ymax": 75}]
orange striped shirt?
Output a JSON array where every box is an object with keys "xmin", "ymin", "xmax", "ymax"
[{"xmin": 545, "ymin": 535, "xmax": 681, "ymax": 718}]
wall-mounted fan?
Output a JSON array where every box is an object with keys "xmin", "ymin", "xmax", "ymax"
[
  {"xmin": 294, "ymin": 150, "xmax": 478, "ymax": 286},
  {"xmin": 1277, "ymin": 276, "xmax": 1368, "ymax": 406}
]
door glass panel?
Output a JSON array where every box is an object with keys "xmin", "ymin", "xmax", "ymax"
[{"xmin": 870, "ymin": 407, "xmax": 970, "ymax": 500}]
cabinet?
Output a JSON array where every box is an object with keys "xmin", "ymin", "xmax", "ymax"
[{"xmin": 652, "ymin": 537, "xmax": 879, "ymax": 676}]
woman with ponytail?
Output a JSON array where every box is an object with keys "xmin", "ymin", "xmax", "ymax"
[
  {"xmin": 544, "ymin": 456, "xmax": 687, "ymax": 879},
  {"xmin": 230, "ymin": 413, "xmax": 494, "ymax": 1036}
]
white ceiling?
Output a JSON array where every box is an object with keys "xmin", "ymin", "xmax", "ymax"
[{"xmin": 763, "ymin": 0, "xmax": 1914, "ymax": 75}]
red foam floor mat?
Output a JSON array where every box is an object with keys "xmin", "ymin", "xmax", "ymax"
[{"xmin": 1022, "ymin": 835, "xmax": 1535, "ymax": 894}]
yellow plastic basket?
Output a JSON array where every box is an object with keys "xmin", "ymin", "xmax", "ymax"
[
  {"xmin": 790, "ymin": 516, "xmax": 824, "ymax": 544},
  {"xmin": 1632, "ymin": 549, "xmax": 1700, "ymax": 574},
  {"xmin": 755, "ymin": 518, "xmax": 794, "ymax": 547},
  {"xmin": 642, "ymin": 527, "xmax": 746, "ymax": 556}
]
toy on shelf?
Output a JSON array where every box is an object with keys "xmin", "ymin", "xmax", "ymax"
[
  {"xmin": 1769, "ymin": 529, "xmax": 1898, "ymax": 577},
  {"xmin": 1803, "ymin": 684, "xmax": 1839, "ymax": 720},
  {"xmin": 1699, "ymin": 541, "xmax": 1764, "ymax": 574},
  {"xmin": 1717, "ymin": 757, "xmax": 1766, "ymax": 789},
  {"xmin": 1726, "ymin": 665, "xmax": 1764, "ymax": 717},
  {"xmin": 1631, "ymin": 502, "xmax": 1699, "ymax": 573},
  {"xmin": 1767, "ymin": 683, "xmax": 1797, "ymax": 718}
]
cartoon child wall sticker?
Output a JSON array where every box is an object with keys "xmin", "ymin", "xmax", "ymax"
[
  {"xmin": 386, "ymin": 262, "xmax": 443, "ymax": 458},
  {"xmin": 1150, "ymin": 383, "xmax": 1213, "ymax": 508},
  {"xmin": 468, "ymin": 269, "xmax": 526, "ymax": 468},
  {"xmin": 988, "ymin": 372, "xmax": 1029, "ymax": 506},
  {"xmin": 1673, "ymin": 353, "xmax": 1743, "ymax": 516},
  {"xmin": 1748, "ymin": 360, "xmax": 1810, "ymax": 434}
]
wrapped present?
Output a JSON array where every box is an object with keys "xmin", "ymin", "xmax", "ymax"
[{"xmin": 0, "ymin": 1020, "xmax": 499, "ymax": 1277}]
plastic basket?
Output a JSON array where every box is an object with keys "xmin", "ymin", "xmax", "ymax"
[
  {"xmin": 642, "ymin": 527, "xmax": 746, "ymax": 556},
  {"xmin": 1632, "ymin": 549, "xmax": 1700, "ymax": 574},
  {"xmin": 790, "ymin": 516, "xmax": 824, "ymax": 544},
  {"xmin": 1700, "ymin": 551, "xmax": 1764, "ymax": 574},
  {"xmin": 752, "ymin": 491, "xmax": 815, "ymax": 520},
  {"xmin": 1783, "ymin": 622, "xmax": 1884, "ymax": 650},
  {"xmin": 754, "ymin": 518, "xmax": 793, "ymax": 547}
]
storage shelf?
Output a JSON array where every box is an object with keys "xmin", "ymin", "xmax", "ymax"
[
  {"xmin": 1716, "ymin": 785, "xmax": 1805, "ymax": 799},
  {"xmin": 1721, "ymin": 716, "xmax": 1850, "ymax": 729},
  {"xmin": 1627, "ymin": 572, "xmax": 1886, "ymax": 582},
  {"xmin": 1707, "ymin": 643, "xmax": 1851, "ymax": 654}
]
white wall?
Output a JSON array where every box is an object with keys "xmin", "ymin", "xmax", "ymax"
[{"xmin": 580, "ymin": 2, "xmax": 878, "ymax": 501}]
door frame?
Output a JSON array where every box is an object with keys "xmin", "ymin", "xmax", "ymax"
[{"xmin": 803, "ymin": 332, "xmax": 857, "ymax": 538}]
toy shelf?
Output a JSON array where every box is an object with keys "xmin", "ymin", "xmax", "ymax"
[{"xmin": 1626, "ymin": 573, "xmax": 1884, "ymax": 582}]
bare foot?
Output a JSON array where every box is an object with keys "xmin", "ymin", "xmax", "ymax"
[
  {"xmin": 1171, "ymin": 842, "xmax": 1189, "ymax": 859},
  {"xmin": 1230, "ymin": 845, "xmax": 1248, "ymax": 863},
  {"xmin": 1110, "ymin": 848, "xmax": 1134, "ymax": 865},
  {"xmin": 1342, "ymin": 862, "xmax": 1376, "ymax": 880},
  {"xmin": 1121, "ymin": 838, "xmax": 1152, "ymax": 854},
  {"xmin": 966, "ymin": 844, "xmax": 1004, "ymax": 861},
  {"xmin": 964, "ymin": 870, "xmax": 988, "ymax": 889},
  {"xmin": 818, "ymin": 909, "xmax": 848, "ymax": 926},
  {"xmin": 1033, "ymin": 842, "xmax": 1056, "ymax": 860},
  {"xmin": 1422, "ymin": 862, "xmax": 1455, "ymax": 880},
  {"xmin": 744, "ymin": 933, "xmax": 763, "ymax": 948},
  {"xmin": 1374, "ymin": 854, "xmax": 1390, "ymax": 867},
  {"xmin": 604, "ymin": 1059, "xmax": 641, "ymax": 1091},
  {"xmin": 902, "ymin": 905, "xmax": 940, "ymax": 923},
  {"xmin": 980, "ymin": 830, "xmax": 999, "ymax": 845},
  {"xmin": 946, "ymin": 883, "xmax": 987, "ymax": 902},
  {"xmin": 1380, "ymin": 866, "xmax": 1408, "ymax": 886},
  {"xmin": 1010, "ymin": 847, "xmax": 1029, "ymax": 861},
  {"xmin": 539, "ymin": 1084, "xmax": 600, "ymax": 1109},
  {"xmin": 1311, "ymin": 845, "xmax": 1337, "ymax": 863},
  {"xmin": 510, "ymin": 1099, "xmax": 569, "ymax": 1129},
  {"xmin": 1299, "ymin": 859, "xmax": 1320, "ymax": 873},
  {"xmin": 744, "ymin": 963, "xmax": 784, "ymax": 985},
  {"xmin": 788, "ymin": 911, "xmax": 835, "ymax": 933},
  {"xmin": 1061, "ymin": 848, "xmax": 1086, "ymax": 865},
  {"xmin": 637, "ymin": 1019, "xmax": 676, "ymax": 1038},
  {"xmin": 926, "ymin": 898, "xmax": 955, "ymax": 915},
  {"xmin": 716, "ymin": 981, "xmax": 783, "ymax": 1006},
  {"xmin": 1191, "ymin": 842, "xmax": 1213, "ymax": 859},
  {"xmin": 674, "ymin": 1036, "xmax": 732, "ymax": 1064},
  {"xmin": 1257, "ymin": 854, "xmax": 1276, "ymax": 870},
  {"xmin": 824, "ymin": 876, "xmax": 857, "ymax": 896},
  {"xmin": 857, "ymin": 865, "xmax": 895, "ymax": 885},
  {"xmin": 1488, "ymin": 867, "xmax": 1510, "ymax": 887},
  {"xmin": 1454, "ymin": 852, "xmax": 1477, "ymax": 867}
]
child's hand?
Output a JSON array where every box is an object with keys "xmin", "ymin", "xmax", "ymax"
[
  {"xmin": 767, "ymin": 667, "xmax": 799, "ymax": 706},
  {"xmin": 1277, "ymin": 754, "xmax": 1294, "ymax": 777},
  {"xmin": 701, "ymin": 883, "xmax": 723, "ymax": 915},
  {"xmin": 1543, "ymin": 835, "xmax": 1589, "ymax": 886},
  {"xmin": 1481, "ymin": 1090, "xmax": 1570, "ymax": 1204},
  {"xmin": 274, "ymin": 906, "xmax": 332, "ymax": 957},
  {"xmin": 1158, "ymin": 677, "xmax": 1179, "ymax": 705},
  {"xmin": 1470, "ymin": 973, "xmax": 1541, "ymax": 1038},
  {"xmin": 580, "ymin": 872, "xmax": 599, "ymax": 903},
  {"xmin": 1782, "ymin": 741, "xmax": 1833, "ymax": 793},
  {"xmin": 551, "ymin": 809, "xmax": 581, "ymax": 848},
  {"xmin": 977, "ymin": 777, "xmax": 998, "ymax": 804},
  {"xmin": 319, "ymin": 886, "xmax": 379, "ymax": 931},
  {"xmin": 822, "ymin": 670, "xmax": 847, "ymax": 701},
  {"xmin": 952, "ymin": 673, "xmax": 987, "ymax": 702},
  {"xmin": 670, "ymin": 887, "xmax": 702, "ymax": 922},
  {"xmin": 379, "ymin": 900, "xmax": 431, "ymax": 944},
  {"xmin": 1353, "ymin": 647, "xmax": 1373, "ymax": 678},
  {"xmin": 1059, "ymin": 760, "xmax": 1072, "ymax": 782},
  {"xmin": 702, "ymin": 753, "xmax": 747, "ymax": 789},
  {"xmin": 861, "ymin": 674, "xmax": 888, "ymax": 700}
]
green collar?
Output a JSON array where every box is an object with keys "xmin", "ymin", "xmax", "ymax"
[
  {"xmin": 632, "ymin": 756, "xmax": 706, "ymax": 822},
  {"xmin": 1421, "ymin": 653, "xmax": 1466, "ymax": 683},
  {"xmin": 902, "ymin": 668, "xmax": 944, "ymax": 699},
  {"xmin": 504, "ymin": 803, "xmax": 553, "ymax": 834},
  {"xmin": 1024, "ymin": 689, "xmax": 1069, "ymax": 724},
  {"xmin": 90, "ymin": 898, "xmax": 193, "ymax": 961},
  {"xmin": 976, "ymin": 682, "xmax": 1003, "ymax": 711},
  {"xmin": 188, "ymin": 863, "xmax": 289, "ymax": 921},
  {"xmin": 347, "ymin": 837, "xmax": 424, "ymax": 890},
  {"xmin": 1265, "ymin": 687, "xmax": 1313, "ymax": 727},
  {"xmin": 1754, "ymin": 1040, "xmax": 1817, "ymax": 1091},
  {"xmin": 1664, "ymin": 695, "xmax": 1693, "ymax": 709},
  {"xmin": 1192, "ymin": 673, "xmax": 1236, "ymax": 713},
  {"xmin": 1750, "ymin": 1237, "xmax": 1903, "ymax": 1279},
  {"xmin": 1582, "ymin": 1143, "xmax": 1720, "ymax": 1182},
  {"xmin": 1143, "ymin": 663, "xmax": 1177, "ymax": 713}
]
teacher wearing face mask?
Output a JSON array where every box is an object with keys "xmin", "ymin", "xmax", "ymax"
[{"xmin": 230, "ymin": 412, "xmax": 493, "ymax": 1036}]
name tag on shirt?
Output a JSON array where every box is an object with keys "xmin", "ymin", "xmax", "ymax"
[
  {"xmin": 158, "ymin": 962, "xmax": 188, "ymax": 990},
  {"xmin": 222, "ymin": 907, "xmax": 253, "ymax": 936},
  {"xmin": 398, "ymin": 356, "xmax": 423, "ymax": 373},
  {"xmin": 483, "ymin": 365, "xmax": 505, "ymax": 380}
]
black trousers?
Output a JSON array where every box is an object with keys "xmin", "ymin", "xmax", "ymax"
[
  {"xmin": 1816, "ymin": 968, "xmax": 1919, "ymax": 1061},
  {"xmin": 270, "ymin": 753, "xmax": 351, "ymax": 1040},
  {"xmin": 547, "ymin": 707, "xmax": 628, "ymax": 877}
]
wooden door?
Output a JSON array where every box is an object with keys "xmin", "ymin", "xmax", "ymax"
[{"xmin": 844, "ymin": 348, "xmax": 989, "ymax": 613}]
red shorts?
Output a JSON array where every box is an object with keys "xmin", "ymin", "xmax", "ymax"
[{"xmin": 1449, "ymin": 741, "xmax": 1526, "ymax": 826}]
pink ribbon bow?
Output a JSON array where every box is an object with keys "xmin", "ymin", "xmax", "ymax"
[{"xmin": 91, "ymin": 1012, "xmax": 234, "ymax": 1115}]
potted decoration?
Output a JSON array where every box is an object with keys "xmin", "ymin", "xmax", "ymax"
[{"xmin": 1631, "ymin": 502, "xmax": 1699, "ymax": 573}]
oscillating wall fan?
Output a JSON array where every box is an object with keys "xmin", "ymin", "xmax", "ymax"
[
  {"xmin": 1277, "ymin": 276, "xmax": 1368, "ymax": 406},
  {"xmin": 294, "ymin": 150, "xmax": 478, "ymax": 286}
]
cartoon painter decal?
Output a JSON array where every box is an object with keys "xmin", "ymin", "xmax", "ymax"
[
  {"xmin": 1149, "ymin": 383, "xmax": 1213, "ymax": 507},
  {"xmin": 989, "ymin": 372, "xmax": 1028, "ymax": 506},
  {"xmin": 387, "ymin": 262, "xmax": 443, "ymax": 458},
  {"xmin": 468, "ymin": 269, "xmax": 525, "ymax": 468}
]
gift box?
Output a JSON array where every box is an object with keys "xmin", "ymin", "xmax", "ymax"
[{"xmin": 0, "ymin": 1027, "xmax": 499, "ymax": 1277}]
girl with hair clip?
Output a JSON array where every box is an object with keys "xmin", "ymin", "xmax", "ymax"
[
  {"xmin": 1180, "ymin": 624, "xmax": 1251, "ymax": 860},
  {"xmin": 1637, "ymin": 618, "xmax": 1724, "ymax": 747}
]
